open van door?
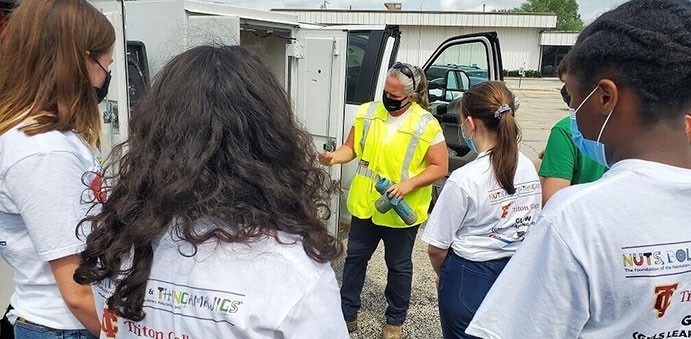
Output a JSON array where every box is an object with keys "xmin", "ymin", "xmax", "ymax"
[
  {"xmin": 423, "ymin": 32, "xmax": 503, "ymax": 173},
  {"xmin": 422, "ymin": 32, "xmax": 503, "ymax": 205},
  {"xmin": 289, "ymin": 28, "xmax": 348, "ymax": 236},
  {"xmin": 331, "ymin": 25, "xmax": 401, "ymax": 229}
]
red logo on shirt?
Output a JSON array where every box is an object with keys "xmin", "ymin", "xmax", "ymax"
[
  {"xmin": 500, "ymin": 203, "xmax": 511, "ymax": 219},
  {"xmin": 90, "ymin": 171, "xmax": 107, "ymax": 203},
  {"xmin": 654, "ymin": 283, "xmax": 678, "ymax": 318},
  {"xmin": 102, "ymin": 307, "xmax": 119, "ymax": 338},
  {"xmin": 80, "ymin": 170, "xmax": 108, "ymax": 204}
]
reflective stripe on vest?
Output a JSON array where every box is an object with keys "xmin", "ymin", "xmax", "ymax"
[
  {"xmin": 401, "ymin": 114, "xmax": 436, "ymax": 181},
  {"xmin": 358, "ymin": 105, "xmax": 436, "ymax": 182},
  {"xmin": 359, "ymin": 102, "xmax": 379, "ymax": 152},
  {"xmin": 356, "ymin": 160, "xmax": 379, "ymax": 181}
]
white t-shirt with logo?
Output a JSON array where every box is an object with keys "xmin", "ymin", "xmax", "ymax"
[
  {"xmin": 93, "ymin": 230, "xmax": 349, "ymax": 339},
  {"xmin": 0, "ymin": 125, "xmax": 100, "ymax": 329},
  {"xmin": 466, "ymin": 159, "xmax": 691, "ymax": 338},
  {"xmin": 422, "ymin": 151, "xmax": 541, "ymax": 261}
]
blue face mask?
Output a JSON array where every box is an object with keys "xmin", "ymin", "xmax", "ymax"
[
  {"xmin": 459, "ymin": 118, "xmax": 478, "ymax": 153},
  {"xmin": 569, "ymin": 85, "xmax": 615, "ymax": 168}
]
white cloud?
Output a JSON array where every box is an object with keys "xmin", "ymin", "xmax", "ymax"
[
  {"xmin": 579, "ymin": 0, "xmax": 627, "ymax": 23},
  {"xmin": 440, "ymin": 0, "xmax": 459, "ymax": 11}
]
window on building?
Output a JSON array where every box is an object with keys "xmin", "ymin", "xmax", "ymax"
[{"xmin": 540, "ymin": 46, "xmax": 572, "ymax": 77}]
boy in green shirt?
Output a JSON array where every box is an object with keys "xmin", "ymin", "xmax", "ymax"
[{"xmin": 538, "ymin": 85, "xmax": 607, "ymax": 204}]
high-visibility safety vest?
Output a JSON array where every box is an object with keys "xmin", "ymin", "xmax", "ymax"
[{"xmin": 347, "ymin": 101, "xmax": 443, "ymax": 227}]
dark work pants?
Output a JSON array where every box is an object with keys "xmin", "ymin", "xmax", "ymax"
[
  {"xmin": 438, "ymin": 251, "xmax": 510, "ymax": 339},
  {"xmin": 340, "ymin": 216, "xmax": 419, "ymax": 326}
]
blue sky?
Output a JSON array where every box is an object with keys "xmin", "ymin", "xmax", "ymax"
[{"xmin": 220, "ymin": 0, "xmax": 628, "ymax": 24}]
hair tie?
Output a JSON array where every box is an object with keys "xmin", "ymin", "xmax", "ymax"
[{"xmin": 494, "ymin": 104, "xmax": 511, "ymax": 119}]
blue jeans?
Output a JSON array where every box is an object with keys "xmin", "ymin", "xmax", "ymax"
[
  {"xmin": 14, "ymin": 319, "xmax": 96, "ymax": 339},
  {"xmin": 340, "ymin": 217, "xmax": 419, "ymax": 326},
  {"xmin": 438, "ymin": 251, "xmax": 510, "ymax": 339}
]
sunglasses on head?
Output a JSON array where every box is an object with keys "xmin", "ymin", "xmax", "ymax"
[{"xmin": 392, "ymin": 62, "xmax": 416, "ymax": 91}]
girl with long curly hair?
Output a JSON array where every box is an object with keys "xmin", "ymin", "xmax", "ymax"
[{"xmin": 74, "ymin": 45, "xmax": 349, "ymax": 338}]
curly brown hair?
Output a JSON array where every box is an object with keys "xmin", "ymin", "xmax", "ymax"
[{"xmin": 74, "ymin": 45, "xmax": 343, "ymax": 321}]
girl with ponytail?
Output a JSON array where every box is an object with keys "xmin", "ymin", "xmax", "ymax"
[{"xmin": 421, "ymin": 81, "xmax": 542, "ymax": 338}]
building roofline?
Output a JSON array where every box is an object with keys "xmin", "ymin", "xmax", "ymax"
[
  {"xmin": 272, "ymin": 8, "xmax": 557, "ymax": 16},
  {"xmin": 541, "ymin": 30, "xmax": 582, "ymax": 33},
  {"xmin": 272, "ymin": 9, "xmax": 557, "ymax": 29}
]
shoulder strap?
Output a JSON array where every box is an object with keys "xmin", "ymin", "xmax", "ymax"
[
  {"xmin": 360, "ymin": 101, "xmax": 379, "ymax": 152},
  {"xmin": 401, "ymin": 113, "xmax": 436, "ymax": 181}
]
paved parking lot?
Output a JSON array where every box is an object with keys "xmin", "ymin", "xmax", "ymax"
[
  {"xmin": 511, "ymin": 77, "xmax": 570, "ymax": 159},
  {"xmin": 335, "ymin": 77, "xmax": 567, "ymax": 339}
]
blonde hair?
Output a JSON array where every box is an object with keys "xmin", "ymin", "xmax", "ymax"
[{"xmin": 387, "ymin": 63, "xmax": 430, "ymax": 110}]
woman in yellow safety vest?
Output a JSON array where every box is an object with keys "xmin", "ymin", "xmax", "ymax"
[{"xmin": 319, "ymin": 62, "xmax": 448, "ymax": 339}]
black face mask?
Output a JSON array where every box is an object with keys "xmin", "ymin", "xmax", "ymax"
[
  {"xmin": 94, "ymin": 71, "xmax": 111, "ymax": 104},
  {"xmin": 382, "ymin": 91, "xmax": 410, "ymax": 112},
  {"xmin": 91, "ymin": 54, "xmax": 111, "ymax": 104}
]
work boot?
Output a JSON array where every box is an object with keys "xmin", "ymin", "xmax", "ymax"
[
  {"xmin": 382, "ymin": 324, "xmax": 403, "ymax": 339},
  {"xmin": 346, "ymin": 319, "xmax": 358, "ymax": 333}
]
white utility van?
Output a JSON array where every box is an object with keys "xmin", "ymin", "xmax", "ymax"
[
  {"xmin": 0, "ymin": 0, "xmax": 503, "ymax": 308},
  {"xmin": 87, "ymin": 0, "xmax": 505, "ymax": 235}
]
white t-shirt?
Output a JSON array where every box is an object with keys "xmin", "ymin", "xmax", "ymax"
[
  {"xmin": 385, "ymin": 107, "xmax": 445, "ymax": 145},
  {"xmin": 467, "ymin": 159, "xmax": 691, "ymax": 338},
  {"xmin": 0, "ymin": 125, "xmax": 100, "ymax": 329},
  {"xmin": 92, "ymin": 230, "xmax": 349, "ymax": 339},
  {"xmin": 422, "ymin": 151, "xmax": 541, "ymax": 261}
]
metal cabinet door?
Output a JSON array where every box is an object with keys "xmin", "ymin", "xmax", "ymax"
[{"xmin": 289, "ymin": 28, "xmax": 348, "ymax": 235}]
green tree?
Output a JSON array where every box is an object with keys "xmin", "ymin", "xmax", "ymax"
[{"xmin": 514, "ymin": 0, "xmax": 584, "ymax": 31}]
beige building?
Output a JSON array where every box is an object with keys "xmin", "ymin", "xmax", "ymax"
[{"xmin": 275, "ymin": 8, "xmax": 580, "ymax": 75}]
